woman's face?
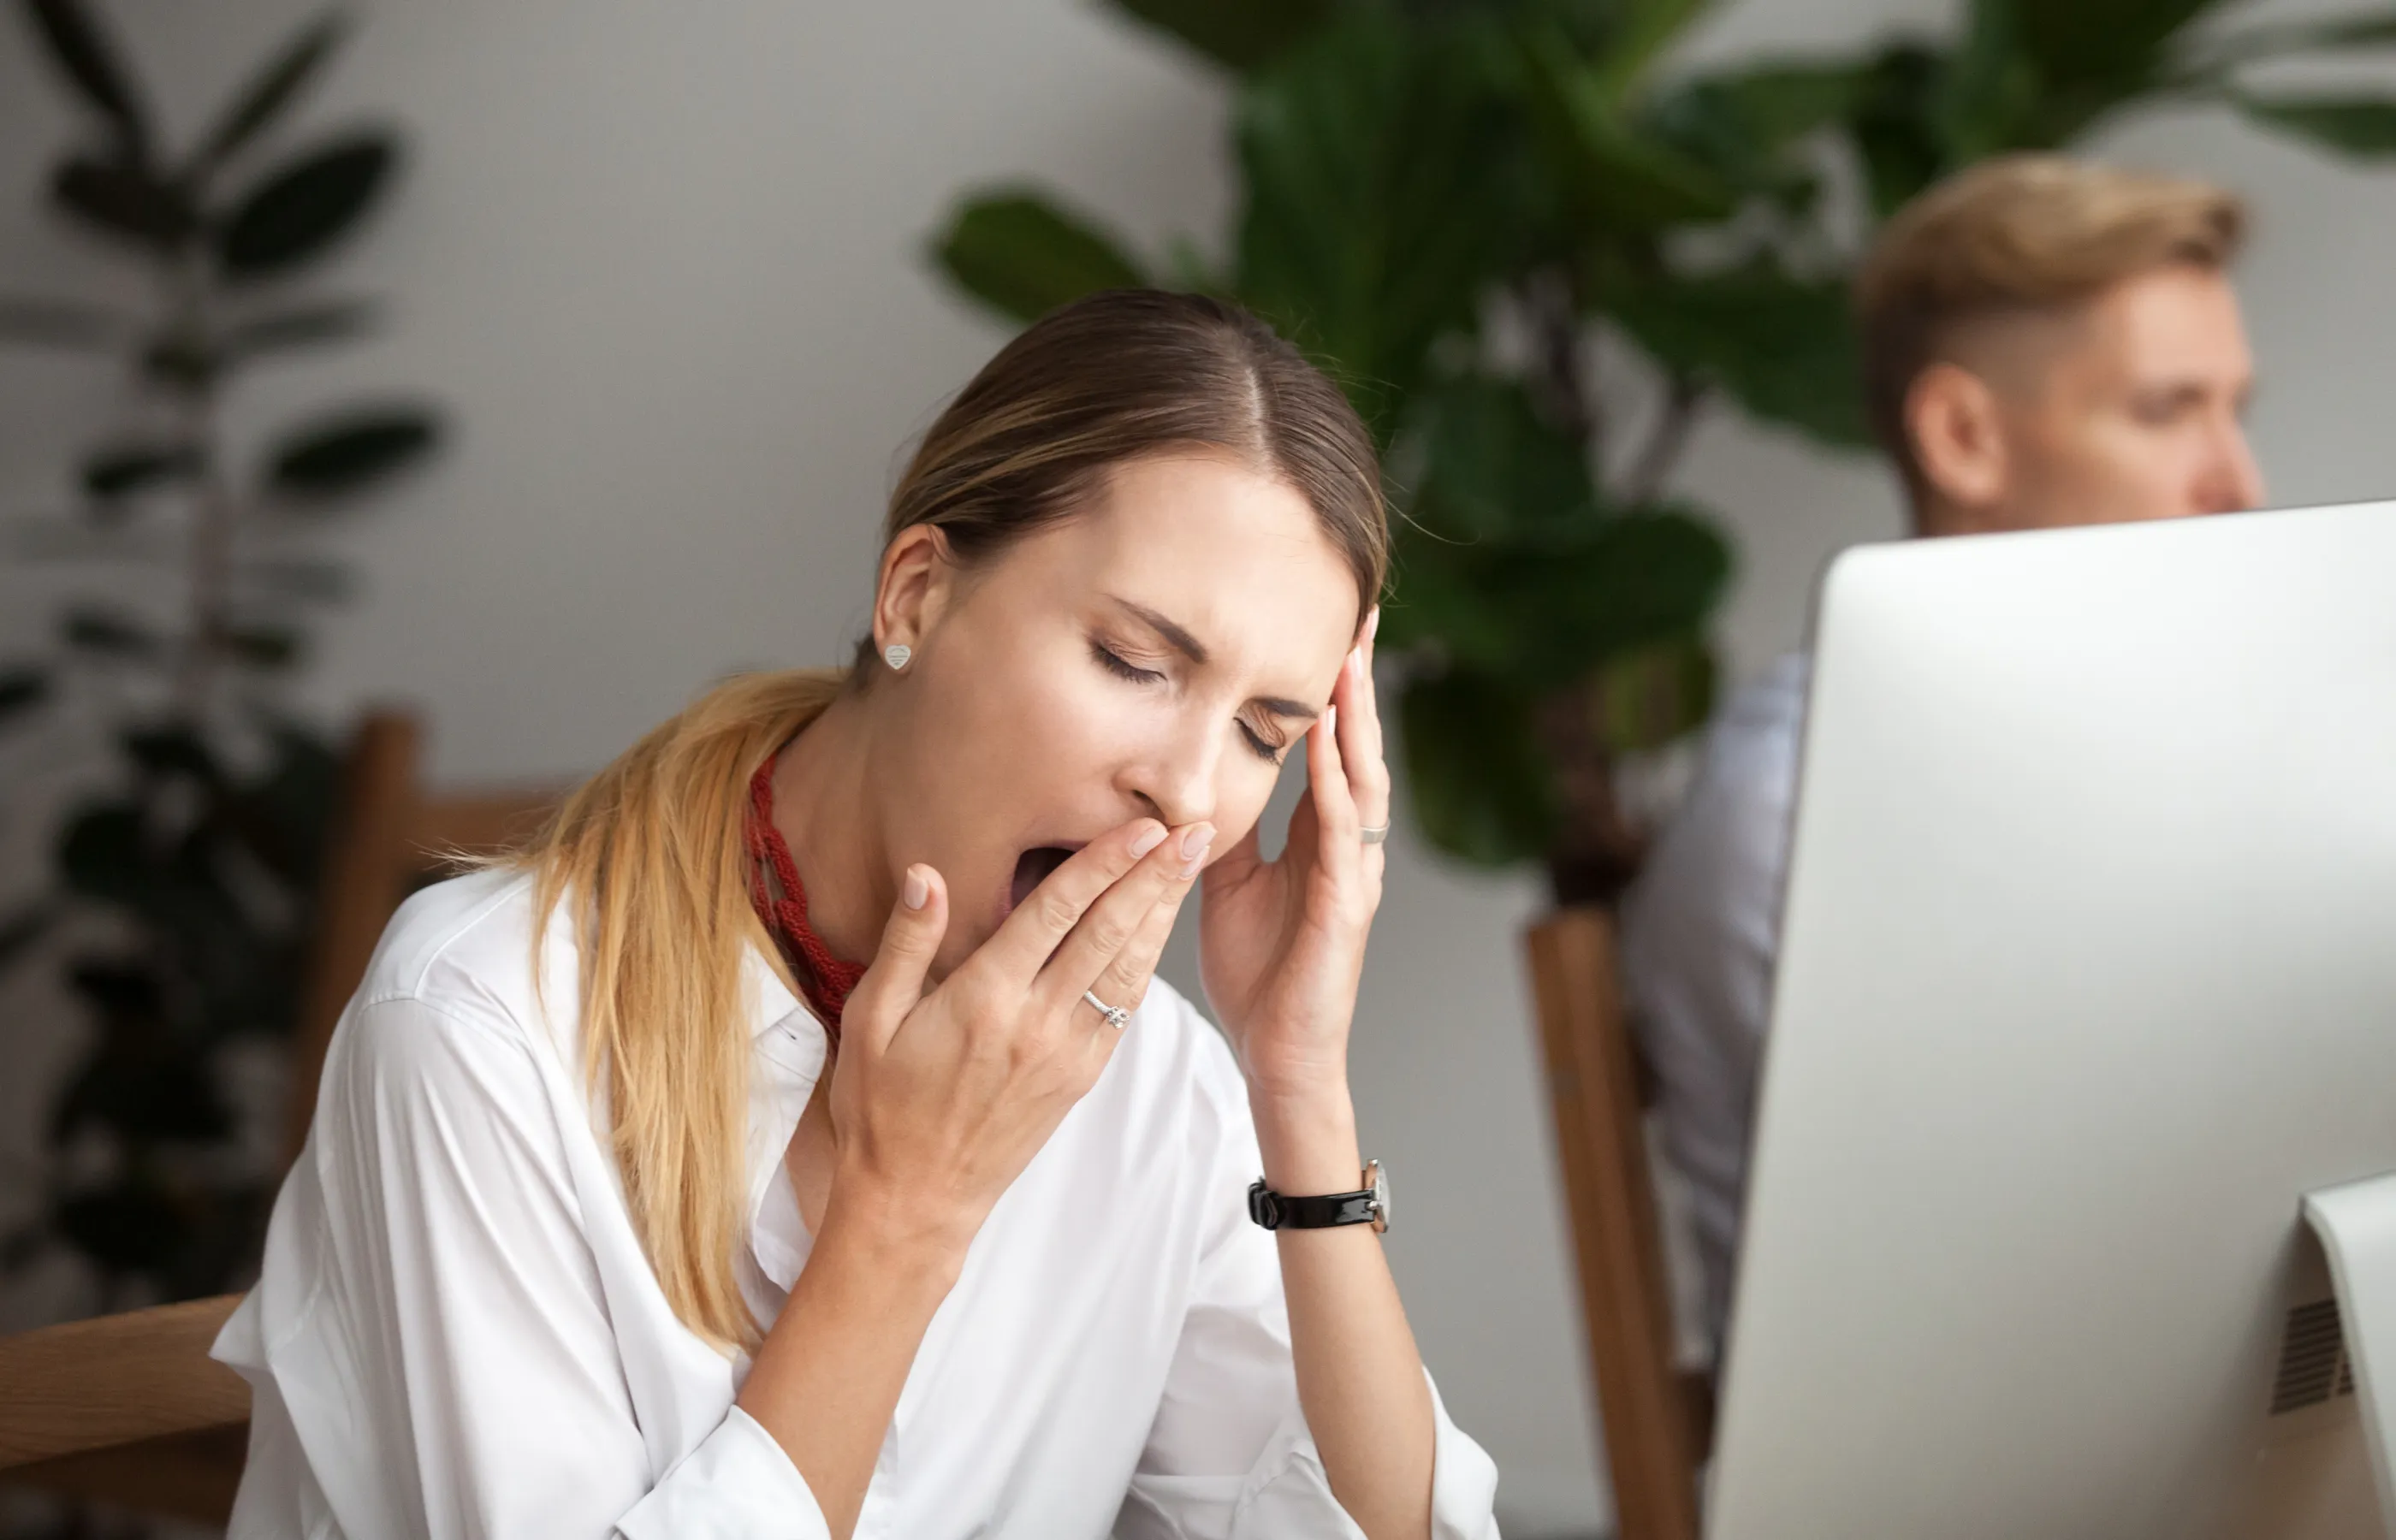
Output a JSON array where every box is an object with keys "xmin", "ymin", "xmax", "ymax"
[{"xmin": 871, "ymin": 451, "xmax": 1364, "ymax": 974}]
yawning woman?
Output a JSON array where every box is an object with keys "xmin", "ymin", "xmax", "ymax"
[{"xmin": 215, "ymin": 289, "xmax": 1500, "ymax": 1540}]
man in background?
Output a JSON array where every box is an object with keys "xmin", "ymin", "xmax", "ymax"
[{"xmin": 1620, "ymin": 155, "xmax": 2266, "ymax": 1360}]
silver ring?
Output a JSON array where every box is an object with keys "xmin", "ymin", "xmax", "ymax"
[
  {"xmin": 1082, "ymin": 989, "xmax": 1130, "ymax": 1031},
  {"xmin": 1359, "ymin": 822, "xmax": 1390, "ymax": 846}
]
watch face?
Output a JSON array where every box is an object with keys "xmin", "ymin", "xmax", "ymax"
[{"xmin": 1368, "ymin": 1160, "xmax": 1391, "ymax": 1233}]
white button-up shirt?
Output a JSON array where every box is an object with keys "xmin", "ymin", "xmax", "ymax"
[{"xmin": 214, "ymin": 868, "xmax": 1500, "ymax": 1538}]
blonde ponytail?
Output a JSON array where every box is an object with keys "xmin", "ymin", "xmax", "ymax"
[{"xmin": 523, "ymin": 667, "xmax": 846, "ymax": 1352}]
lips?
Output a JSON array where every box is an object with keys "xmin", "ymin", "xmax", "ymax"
[{"xmin": 1008, "ymin": 844, "xmax": 1076, "ymax": 913}]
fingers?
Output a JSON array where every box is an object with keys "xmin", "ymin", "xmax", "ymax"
[
  {"xmin": 1036, "ymin": 820, "xmax": 1211, "ymax": 1015},
  {"xmin": 1076, "ymin": 872, "xmax": 1187, "ymax": 1055},
  {"xmin": 982, "ymin": 818, "xmax": 1169, "ymax": 985},
  {"xmin": 845, "ymin": 864, "xmax": 948, "ymax": 1055},
  {"xmin": 1340, "ymin": 612, "xmax": 1392, "ymax": 852},
  {"xmin": 1308, "ymin": 700, "xmax": 1361, "ymax": 859}
]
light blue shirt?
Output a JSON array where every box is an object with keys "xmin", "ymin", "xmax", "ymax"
[{"xmin": 1617, "ymin": 652, "xmax": 1811, "ymax": 1357}]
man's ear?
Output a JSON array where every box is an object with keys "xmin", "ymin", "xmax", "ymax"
[
  {"xmin": 874, "ymin": 524, "xmax": 956, "ymax": 660},
  {"xmin": 1907, "ymin": 362, "xmax": 2010, "ymax": 532}
]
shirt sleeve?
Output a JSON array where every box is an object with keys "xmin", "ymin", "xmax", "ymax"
[
  {"xmin": 1117, "ymin": 1019, "xmax": 1501, "ymax": 1540},
  {"xmin": 225, "ymin": 993, "xmax": 827, "ymax": 1540},
  {"xmin": 1618, "ymin": 659, "xmax": 1808, "ymax": 1353}
]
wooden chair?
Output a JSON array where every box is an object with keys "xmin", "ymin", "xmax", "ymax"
[
  {"xmin": 0, "ymin": 710, "xmax": 560, "ymax": 1524},
  {"xmin": 280, "ymin": 713, "xmax": 560, "ymax": 1170},
  {"xmin": 1525, "ymin": 907, "xmax": 1713, "ymax": 1540}
]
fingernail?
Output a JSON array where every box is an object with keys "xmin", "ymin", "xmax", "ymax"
[
  {"xmin": 902, "ymin": 868, "xmax": 929, "ymax": 910},
  {"xmin": 1130, "ymin": 823, "xmax": 1167, "ymax": 858},
  {"xmin": 1179, "ymin": 823, "xmax": 1215, "ymax": 875},
  {"xmin": 1325, "ymin": 704, "xmax": 1338, "ymax": 737},
  {"xmin": 1367, "ymin": 607, "xmax": 1381, "ymax": 643}
]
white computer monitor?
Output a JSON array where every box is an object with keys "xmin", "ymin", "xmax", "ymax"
[{"xmin": 1709, "ymin": 500, "xmax": 2396, "ymax": 1540}]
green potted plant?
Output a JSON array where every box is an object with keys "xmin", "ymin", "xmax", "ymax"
[
  {"xmin": 0, "ymin": 0, "xmax": 442, "ymax": 1312},
  {"xmin": 929, "ymin": 0, "xmax": 2396, "ymax": 905}
]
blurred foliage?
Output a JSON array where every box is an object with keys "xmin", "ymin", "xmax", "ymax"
[
  {"xmin": 0, "ymin": 1, "xmax": 440, "ymax": 1311},
  {"xmin": 928, "ymin": 0, "xmax": 2396, "ymax": 898}
]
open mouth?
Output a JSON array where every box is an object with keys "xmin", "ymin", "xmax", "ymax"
[{"xmin": 1009, "ymin": 844, "xmax": 1077, "ymax": 913}]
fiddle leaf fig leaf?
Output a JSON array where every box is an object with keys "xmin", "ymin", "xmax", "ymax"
[
  {"xmin": 1383, "ymin": 506, "xmax": 1730, "ymax": 690},
  {"xmin": 216, "ymin": 131, "xmax": 397, "ymax": 281},
  {"xmin": 1649, "ymin": 58, "xmax": 1865, "ymax": 188},
  {"xmin": 1608, "ymin": 270, "xmax": 1871, "ymax": 448},
  {"xmin": 1847, "ymin": 41, "xmax": 1957, "ymax": 215},
  {"xmin": 1397, "ymin": 668, "xmax": 1556, "ymax": 868},
  {"xmin": 931, "ymin": 191, "xmax": 1148, "ymax": 326},
  {"xmin": 1235, "ymin": 11, "xmax": 1516, "ymax": 435},
  {"xmin": 1515, "ymin": 25, "xmax": 1737, "ymax": 232},
  {"xmin": 1403, "ymin": 375, "xmax": 1598, "ymax": 542},
  {"xmin": 1497, "ymin": 511, "xmax": 1734, "ymax": 690}
]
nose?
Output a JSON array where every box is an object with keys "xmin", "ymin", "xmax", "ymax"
[
  {"xmin": 2197, "ymin": 411, "xmax": 2266, "ymax": 514},
  {"xmin": 1122, "ymin": 713, "xmax": 1222, "ymax": 832}
]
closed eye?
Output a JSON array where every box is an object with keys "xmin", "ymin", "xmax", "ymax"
[
  {"xmin": 1238, "ymin": 723, "xmax": 1284, "ymax": 766},
  {"xmin": 1093, "ymin": 637, "xmax": 1286, "ymax": 765},
  {"xmin": 1090, "ymin": 638, "xmax": 1163, "ymax": 684}
]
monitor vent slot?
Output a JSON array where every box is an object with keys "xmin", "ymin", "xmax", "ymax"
[{"xmin": 2272, "ymin": 1297, "xmax": 2356, "ymax": 1415}]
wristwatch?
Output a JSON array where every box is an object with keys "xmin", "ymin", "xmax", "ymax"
[{"xmin": 1248, "ymin": 1160, "xmax": 1390, "ymax": 1233}]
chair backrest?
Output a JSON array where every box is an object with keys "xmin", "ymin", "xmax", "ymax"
[
  {"xmin": 0, "ymin": 1295, "xmax": 248, "ymax": 1519},
  {"xmin": 0, "ymin": 711, "xmax": 562, "ymax": 1520},
  {"xmin": 1524, "ymin": 907, "xmax": 1711, "ymax": 1540},
  {"xmin": 284, "ymin": 710, "xmax": 560, "ymax": 1165}
]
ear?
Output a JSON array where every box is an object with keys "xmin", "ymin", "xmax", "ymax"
[
  {"xmin": 1906, "ymin": 362, "xmax": 2010, "ymax": 531},
  {"xmin": 874, "ymin": 524, "xmax": 956, "ymax": 660}
]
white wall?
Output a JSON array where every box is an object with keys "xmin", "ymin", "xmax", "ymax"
[{"xmin": 5, "ymin": 2, "xmax": 2396, "ymax": 1533}]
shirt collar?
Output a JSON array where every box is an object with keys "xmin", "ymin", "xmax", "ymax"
[{"xmin": 742, "ymin": 940, "xmax": 813, "ymax": 1039}]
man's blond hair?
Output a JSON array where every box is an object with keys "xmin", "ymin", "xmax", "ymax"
[{"xmin": 1855, "ymin": 154, "xmax": 2248, "ymax": 489}]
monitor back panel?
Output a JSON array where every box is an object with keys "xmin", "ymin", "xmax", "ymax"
[{"xmin": 1710, "ymin": 502, "xmax": 2396, "ymax": 1540}]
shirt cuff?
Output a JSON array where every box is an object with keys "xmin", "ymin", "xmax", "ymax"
[{"xmin": 614, "ymin": 1404, "xmax": 829, "ymax": 1539}]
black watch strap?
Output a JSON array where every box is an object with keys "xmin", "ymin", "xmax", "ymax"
[{"xmin": 1247, "ymin": 1160, "xmax": 1388, "ymax": 1233}]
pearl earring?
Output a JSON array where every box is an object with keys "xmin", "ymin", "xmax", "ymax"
[{"xmin": 883, "ymin": 643, "xmax": 912, "ymax": 672}]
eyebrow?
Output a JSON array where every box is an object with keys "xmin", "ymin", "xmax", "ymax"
[{"xmin": 1109, "ymin": 595, "xmax": 1320, "ymax": 721}]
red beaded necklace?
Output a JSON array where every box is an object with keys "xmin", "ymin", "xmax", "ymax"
[{"xmin": 744, "ymin": 749, "xmax": 867, "ymax": 1043}]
